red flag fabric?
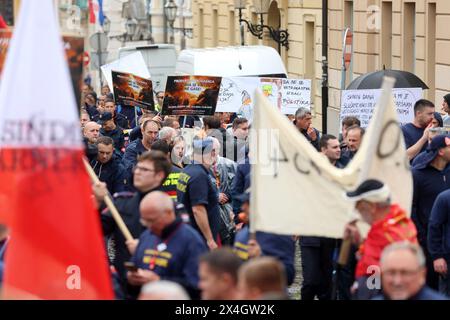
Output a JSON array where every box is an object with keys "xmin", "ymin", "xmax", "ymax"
[
  {"xmin": 0, "ymin": 0, "xmax": 113, "ymax": 299},
  {"xmin": 88, "ymin": 0, "xmax": 96, "ymax": 24},
  {"xmin": 0, "ymin": 14, "xmax": 8, "ymax": 30}
]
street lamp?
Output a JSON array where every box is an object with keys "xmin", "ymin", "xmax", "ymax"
[
  {"xmin": 234, "ymin": 0, "xmax": 289, "ymax": 50},
  {"xmin": 164, "ymin": 0, "xmax": 178, "ymax": 44}
]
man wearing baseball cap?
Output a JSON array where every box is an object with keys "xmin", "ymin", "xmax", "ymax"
[
  {"xmin": 411, "ymin": 135, "xmax": 450, "ymax": 290},
  {"xmin": 177, "ymin": 137, "xmax": 221, "ymax": 250},
  {"xmin": 344, "ymin": 179, "xmax": 418, "ymax": 299}
]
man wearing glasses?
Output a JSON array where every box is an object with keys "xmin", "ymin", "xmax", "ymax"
[{"xmin": 93, "ymin": 150, "xmax": 172, "ymax": 296}]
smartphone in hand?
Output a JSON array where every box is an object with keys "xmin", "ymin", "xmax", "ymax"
[{"xmin": 124, "ymin": 261, "xmax": 138, "ymax": 272}]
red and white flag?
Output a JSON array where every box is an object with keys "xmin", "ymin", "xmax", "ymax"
[{"xmin": 0, "ymin": 0, "xmax": 113, "ymax": 299}]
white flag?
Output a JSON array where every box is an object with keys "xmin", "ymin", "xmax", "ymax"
[{"xmin": 250, "ymin": 77, "xmax": 412, "ymax": 238}]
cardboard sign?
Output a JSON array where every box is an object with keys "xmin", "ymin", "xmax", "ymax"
[
  {"xmin": 281, "ymin": 78, "xmax": 312, "ymax": 114},
  {"xmin": 112, "ymin": 71, "xmax": 154, "ymax": 110},
  {"xmin": 162, "ymin": 76, "xmax": 222, "ymax": 116},
  {"xmin": 340, "ymin": 88, "xmax": 423, "ymax": 128}
]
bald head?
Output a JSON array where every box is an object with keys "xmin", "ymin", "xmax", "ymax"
[
  {"xmin": 83, "ymin": 121, "xmax": 101, "ymax": 144},
  {"xmin": 140, "ymin": 191, "xmax": 175, "ymax": 236}
]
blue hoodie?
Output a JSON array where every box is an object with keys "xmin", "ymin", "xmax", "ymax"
[{"xmin": 234, "ymin": 226, "xmax": 296, "ymax": 285}]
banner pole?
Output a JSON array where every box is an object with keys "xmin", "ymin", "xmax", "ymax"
[{"xmin": 83, "ymin": 158, "xmax": 134, "ymax": 243}]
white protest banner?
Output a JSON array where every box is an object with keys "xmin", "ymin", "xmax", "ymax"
[
  {"xmin": 250, "ymin": 77, "xmax": 412, "ymax": 238},
  {"xmin": 340, "ymin": 87, "xmax": 422, "ymax": 128},
  {"xmin": 217, "ymin": 77, "xmax": 311, "ymax": 119},
  {"xmin": 101, "ymin": 52, "xmax": 151, "ymax": 92},
  {"xmin": 281, "ymin": 78, "xmax": 311, "ymax": 114}
]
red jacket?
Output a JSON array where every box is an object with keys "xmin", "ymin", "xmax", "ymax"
[{"xmin": 355, "ymin": 204, "xmax": 418, "ymax": 278}]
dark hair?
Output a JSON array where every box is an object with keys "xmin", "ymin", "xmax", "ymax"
[
  {"xmin": 319, "ymin": 134, "xmax": 338, "ymax": 150},
  {"xmin": 151, "ymin": 140, "xmax": 171, "ymax": 154},
  {"xmin": 342, "ymin": 116, "xmax": 361, "ymax": 128},
  {"xmin": 434, "ymin": 112, "xmax": 443, "ymax": 127},
  {"xmin": 414, "ymin": 99, "xmax": 435, "ymax": 115},
  {"xmin": 200, "ymin": 248, "xmax": 243, "ymax": 284},
  {"xmin": 203, "ymin": 116, "xmax": 222, "ymax": 130},
  {"xmin": 232, "ymin": 117, "xmax": 249, "ymax": 130},
  {"xmin": 96, "ymin": 136, "xmax": 114, "ymax": 147},
  {"xmin": 347, "ymin": 125, "xmax": 365, "ymax": 137},
  {"xmin": 137, "ymin": 150, "xmax": 172, "ymax": 181}
]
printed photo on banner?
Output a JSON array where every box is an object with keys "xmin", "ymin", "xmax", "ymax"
[
  {"xmin": 112, "ymin": 71, "xmax": 154, "ymax": 110},
  {"xmin": 340, "ymin": 88, "xmax": 423, "ymax": 128},
  {"xmin": 162, "ymin": 75, "xmax": 222, "ymax": 116},
  {"xmin": 62, "ymin": 36, "xmax": 84, "ymax": 107}
]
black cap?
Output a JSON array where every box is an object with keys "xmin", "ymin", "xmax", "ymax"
[
  {"xmin": 98, "ymin": 112, "xmax": 113, "ymax": 124},
  {"xmin": 345, "ymin": 179, "xmax": 391, "ymax": 203}
]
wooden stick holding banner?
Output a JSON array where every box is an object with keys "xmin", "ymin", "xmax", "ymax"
[{"xmin": 83, "ymin": 158, "xmax": 134, "ymax": 243}]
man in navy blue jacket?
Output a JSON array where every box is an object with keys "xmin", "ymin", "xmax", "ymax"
[
  {"xmin": 412, "ymin": 134, "xmax": 450, "ymax": 290},
  {"xmin": 428, "ymin": 189, "xmax": 450, "ymax": 296},
  {"xmin": 127, "ymin": 191, "xmax": 207, "ymax": 299},
  {"xmin": 233, "ymin": 192, "xmax": 296, "ymax": 286}
]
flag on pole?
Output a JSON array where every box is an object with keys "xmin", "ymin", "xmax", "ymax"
[
  {"xmin": 250, "ymin": 77, "xmax": 412, "ymax": 238},
  {"xmin": 0, "ymin": 0, "xmax": 114, "ymax": 299},
  {"xmin": 88, "ymin": 0, "xmax": 96, "ymax": 24}
]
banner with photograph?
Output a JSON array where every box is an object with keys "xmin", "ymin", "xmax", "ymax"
[
  {"xmin": 112, "ymin": 71, "xmax": 154, "ymax": 110},
  {"xmin": 340, "ymin": 88, "xmax": 422, "ymax": 128},
  {"xmin": 1, "ymin": 32, "xmax": 84, "ymax": 106},
  {"xmin": 62, "ymin": 36, "xmax": 84, "ymax": 107},
  {"xmin": 162, "ymin": 76, "xmax": 222, "ymax": 116}
]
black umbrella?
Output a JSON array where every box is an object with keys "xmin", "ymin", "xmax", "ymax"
[{"xmin": 346, "ymin": 69, "xmax": 429, "ymax": 90}]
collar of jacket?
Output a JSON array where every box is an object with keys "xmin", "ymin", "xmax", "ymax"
[{"xmin": 160, "ymin": 218, "xmax": 183, "ymax": 240}]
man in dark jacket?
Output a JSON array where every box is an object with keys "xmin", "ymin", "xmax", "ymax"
[
  {"xmin": 374, "ymin": 242, "xmax": 447, "ymax": 300},
  {"xmin": 428, "ymin": 189, "xmax": 450, "ymax": 297},
  {"xmin": 92, "ymin": 151, "xmax": 172, "ymax": 294},
  {"xmin": 90, "ymin": 136, "xmax": 128, "ymax": 195},
  {"xmin": 294, "ymin": 107, "xmax": 320, "ymax": 151},
  {"xmin": 233, "ymin": 191, "xmax": 296, "ymax": 286},
  {"xmin": 412, "ymin": 134, "xmax": 450, "ymax": 290},
  {"xmin": 98, "ymin": 112, "xmax": 125, "ymax": 154},
  {"xmin": 93, "ymin": 98, "xmax": 129, "ymax": 129},
  {"xmin": 127, "ymin": 191, "xmax": 207, "ymax": 299}
]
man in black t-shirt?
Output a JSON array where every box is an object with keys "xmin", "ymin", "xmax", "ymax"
[{"xmin": 177, "ymin": 137, "xmax": 221, "ymax": 250}]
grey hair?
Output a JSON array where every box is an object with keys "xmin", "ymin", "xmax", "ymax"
[
  {"xmin": 140, "ymin": 280, "xmax": 190, "ymax": 300},
  {"xmin": 159, "ymin": 126, "xmax": 177, "ymax": 141},
  {"xmin": 380, "ymin": 241, "xmax": 426, "ymax": 268},
  {"xmin": 295, "ymin": 107, "xmax": 311, "ymax": 119}
]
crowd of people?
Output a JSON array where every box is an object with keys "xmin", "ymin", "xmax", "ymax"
[{"xmin": 1, "ymin": 83, "xmax": 450, "ymax": 301}]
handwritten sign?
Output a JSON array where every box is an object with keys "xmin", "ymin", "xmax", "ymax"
[
  {"xmin": 216, "ymin": 77, "xmax": 311, "ymax": 119},
  {"xmin": 340, "ymin": 88, "xmax": 422, "ymax": 128},
  {"xmin": 281, "ymin": 79, "xmax": 311, "ymax": 114}
]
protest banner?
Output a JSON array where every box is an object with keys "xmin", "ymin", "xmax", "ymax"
[
  {"xmin": 340, "ymin": 88, "xmax": 422, "ymax": 128},
  {"xmin": 281, "ymin": 78, "xmax": 312, "ymax": 114},
  {"xmin": 162, "ymin": 75, "xmax": 222, "ymax": 116},
  {"xmin": 101, "ymin": 52, "xmax": 151, "ymax": 92},
  {"xmin": 251, "ymin": 77, "xmax": 412, "ymax": 238},
  {"xmin": 112, "ymin": 70, "xmax": 154, "ymax": 110}
]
